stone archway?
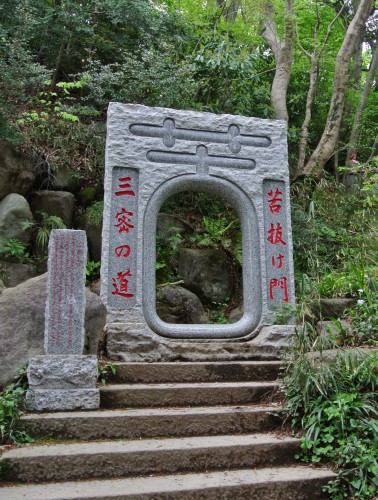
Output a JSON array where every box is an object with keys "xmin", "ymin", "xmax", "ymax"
[
  {"xmin": 143, "ymin": 175, "xmax": 261, "ymax": 339},
  {"xmin": 101, "ymin": 103, "xmax": 295, "ymax": 361}
]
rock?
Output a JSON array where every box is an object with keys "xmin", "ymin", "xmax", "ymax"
[
  {"xmin": 49, "ymin": 167, "xmax": 81, "ymax": 193},
  {"xmin": 0, "ymin": 140, "xmax": 36, "ymax": 201},
  {"xmin": 311, "ymin": 298, "xmax": 356, "ymax": 320},
  {"xmin": 84, "ymin": 286, "xmax": 107, "ymax": 355},
  {"xmin": 229, "ymin": 302, "xmax": 244, "ymax": 323},
  {"xmin": 77, "ymin": 187, "xmax": 100, "ymax": 207},
  {"xmin": 307, "ymin": 347, "xmax": 378, "ymax": 365},
  {"xmin": 30, "ymin": 191, "xmax": 75, "ymax": 228},
  {"xmin": 0, "ymin": 279, "xmax": 5, "ymax": 295},
  {"xmin": 178, "ymin": 248, "xmax": 233, "ymax": 304},
  {"xmin": 0, "ymin": 273, "xmax": 106, "ymax": 388},
  {"xmin": 85, "ymin": 217, "xmax": 102, "ymax": 261},
  {"xmin": 89, "ymin": 279, "xmax": 101, "ymax": 296},
  {"xmin": 157, "ymin": 214, "xmax": 193, "ymax": 243},
  {"xmin": 77, "ymin": 206, "xmax": 103, "ymax": 261},
  {"xmin": 316, "ymin": 320, "xmax": 352, "ymax": 340},
  {"xmin": 156, "ymin": 285, "xmax": 208, "ymax": 324},
  {"xmin": 0, "ymin": 193, "xmax": 33, "ymax": 244},
  {"xmin": 0, "ymin": 261, "xmax": 37, "ymax": 287}
]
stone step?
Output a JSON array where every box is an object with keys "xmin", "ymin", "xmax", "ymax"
[
  {"xmin": 100, "ymin": 381, "xmax": 279, "ymax": 408},
  {"xmin": 107, "ymin": 361, "xmax": 282, "ymax": 384},
  {"xmin": 0, "ymin": 433, "xmax": 300, "ymax": 483},
  {"xmin": 0, "ymin": 466, "xmax": 336, "ymax": 499},
  {"xmin": 21, "ymin": 404, "xmax": 283, "ymax": 441}
]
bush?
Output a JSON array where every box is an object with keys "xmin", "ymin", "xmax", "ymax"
[
  {"xmin": 0, "ymin": 366, "xmax": 33, "ymax": 445},
  {"xmin": 283, "ymin": 325, "xmax": 378, "ymax": 499}
]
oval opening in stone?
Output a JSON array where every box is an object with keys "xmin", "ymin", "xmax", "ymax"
[{"xmin": 155, "ymin": 191, "xmax": 243, "ymax": 325}]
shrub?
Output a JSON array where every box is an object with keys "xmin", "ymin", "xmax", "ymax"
[
  {"xmin": 0, "ymin": 366, "xmax": 33, "ymax": 445},
  {"xmin": 283, "ymin": 325, "xmax": 378, "ymax": 499}
]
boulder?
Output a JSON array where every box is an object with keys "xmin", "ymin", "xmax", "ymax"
[
  {"xmin": 0, "ymin": 193, "xmax": 33, "ymax": 244},
  {"xmin": 30, "ymin": 191, "xmax": 75, "ymax": 228},
  {"xmin": 89, "ymin": 279, "xmax": 101, "ymax": 296},
  {"xmin": 307, "ymin": 347, "xmax": 378, "ymax": 365},
  {"xmin": 316, "ymin": 319, "xmax": 352, "ymax": 340},
  {"xmin": 0, "ymin": 261, "xmax": 37, "ymax": 287},
  {"xmin": 0, "ymin": 140, "xmax": 36, "ymax": 201},
  {"xmin": 0, "ymin": 273, "xmax": 106, "ymax": 388},
  {"xmin": 156, "ymin": 285, "xmax": 208, "ymax": 324},
  {"xmin": 85, "ymin": 217, "xmax": 102, "ymax": 262},
  {"xmin": 311, "ymin": 298, "xmax": 356, "ymax": 320},
  {"xmin": 157, "ymin": 213, "xmax": 193, "ymax": 244},
  {"xmin": 229, "ymin": 302, "xmax": 244, "ymax": 323},
  {"xmin": 178, "ymin": 248, "xmax": 232, "ymax": 304},
  {"xmin": 49, "ymin": 166, "xmax": 81, "ymax": 194}
]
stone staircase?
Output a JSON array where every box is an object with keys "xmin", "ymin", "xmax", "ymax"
[{"xmin": 0, "ymin": 361, "xmax": 335, "ymax": 499}]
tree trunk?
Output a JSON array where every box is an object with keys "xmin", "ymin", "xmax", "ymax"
[
  {"xmin": 215, "ymin": 0, "xmax": 240, "ymax": 22},
  {"xmin": 294, "ymin": 1, "xmax": 346, "ymax": 178},
  {"xmin": 346, "ymin": 43, "xmax": 378, "ymax": 165},
  {"xmin": 261, "ymin": 0, "xmax": 294, "ymax": 122},
  {"xmin": 367, "ymin": 134, "xmax": 378, "ymax": 163},
  {"xmin": 303, "ymin": 0, "xmax": 374, "ymax": 177},
  {"xmin": 295, "ymin": 54, "xmax": 318, "ymax": 176}
]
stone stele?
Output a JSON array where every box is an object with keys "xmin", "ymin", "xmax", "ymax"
[
  {"xmin": 101, "ymin": 104, "xmax": 296, "ymax": 361},
  {"xmin": 27, "ymin": 230, "xmax": 99, "ymax": 411}
]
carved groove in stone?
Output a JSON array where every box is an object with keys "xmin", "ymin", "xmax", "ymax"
[
  {"xmin": 146, "ymin": 146, "xmax": 255, "ymax": 174},
  {"xmin": 130, "ymin": 118, "xmax": 271, "ymax": 153}
]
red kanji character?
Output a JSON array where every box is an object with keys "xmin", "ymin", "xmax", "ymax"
[
  {"xmin": 115, "ymin": 208, "xmax": 134, "ymax": 233},
  {"xmin": 111, "ymin": 269, "xmax": 134, "ymax": 298},
  {"xmin": 269, "ymin": 277, "xmax": 289, "ymax": 302},
  {"xmin": 268, "ymin": 188, "xmax": 283, "ymax": 214},
  {"xmin": 115, "ymin": 245, "xmax": 131, "ymax": 258},
  {"xmin": 267, "ymin": 223, "xmax": 286, "ymax": 245},
  {"xmin": 271, "ymin": 253, "xmax": 284, "ymax": 269},
  {"xmin": 115, "ymin": 177, "xmax": 135, "ymax": 197}
]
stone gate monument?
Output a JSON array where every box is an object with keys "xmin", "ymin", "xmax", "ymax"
[{"xmin": 101, "ymin": 103, "xmax": 295, "ymax": 361}]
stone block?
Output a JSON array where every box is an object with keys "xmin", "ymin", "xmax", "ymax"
[
  {"xmin": 26, "ymin": 388, "xmax": 100, "ymax": 412},
  {"xmin": 27, "ymin": 355, "xmax": 98, "ymax": 389},
  {"xmin": 105, "ymin": 322, "xmax": 295, "ymax": 362}
]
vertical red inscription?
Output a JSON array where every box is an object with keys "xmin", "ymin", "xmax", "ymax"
[
  {"xmin": 112, "ymin": 270, "xmax": 134, "ymax": 298},
  {"xmin": 115, "ymin": 245, "xmax": 131, "ymax": 258},
  {"xmin": 267, "ymin": 188, "xmax": 283, "ymax": 214},
  {"xmin": 271, "ymin": 253, "xmax": 284, "ymax": 269},
  {"xmin": 267, "ymin": 223, "xmax": 286, "ymax": 246},
  {"xmin": 269, "ymin": 277, "xmax": 289, "ymax": 303},
  {"xmin": 115, "ymin": 177, "xmax": 135, "ymax": 197},
  {"xmin": 265, "ymin": 182, "xmax": 289, "ymax": 306},
  {"xmin": 110, "ymin": 171, "xmax": 138, "ymax": 304},
  {"xmin": 114, "ymin": 208, "xmax": 134, "ymax": 233}
]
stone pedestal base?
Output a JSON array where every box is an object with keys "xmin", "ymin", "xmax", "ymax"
[
  {"xmin": 27, "ymin": 355, "xmax": 99, "ymax": 412},
  {"xmin": 105, "ymin": 324, "xmax": 295, "ymax": 362}
]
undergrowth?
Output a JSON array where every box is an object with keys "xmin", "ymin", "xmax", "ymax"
[
  {"xmin": 0, "ymin": 366, "xmax": 33, "ymax": 445},
  {"xmin": 284, "ymin": 176, "xmax": 378, "ymax": 499},
  {"xmin": 282, "ymin": 325, "xmax": 378, "ymax": 499}
]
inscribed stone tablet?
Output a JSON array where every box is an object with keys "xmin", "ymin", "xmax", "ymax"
[{"xmin": 44, "ymin": 229, "xmax": 87, "ymax": 354}]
